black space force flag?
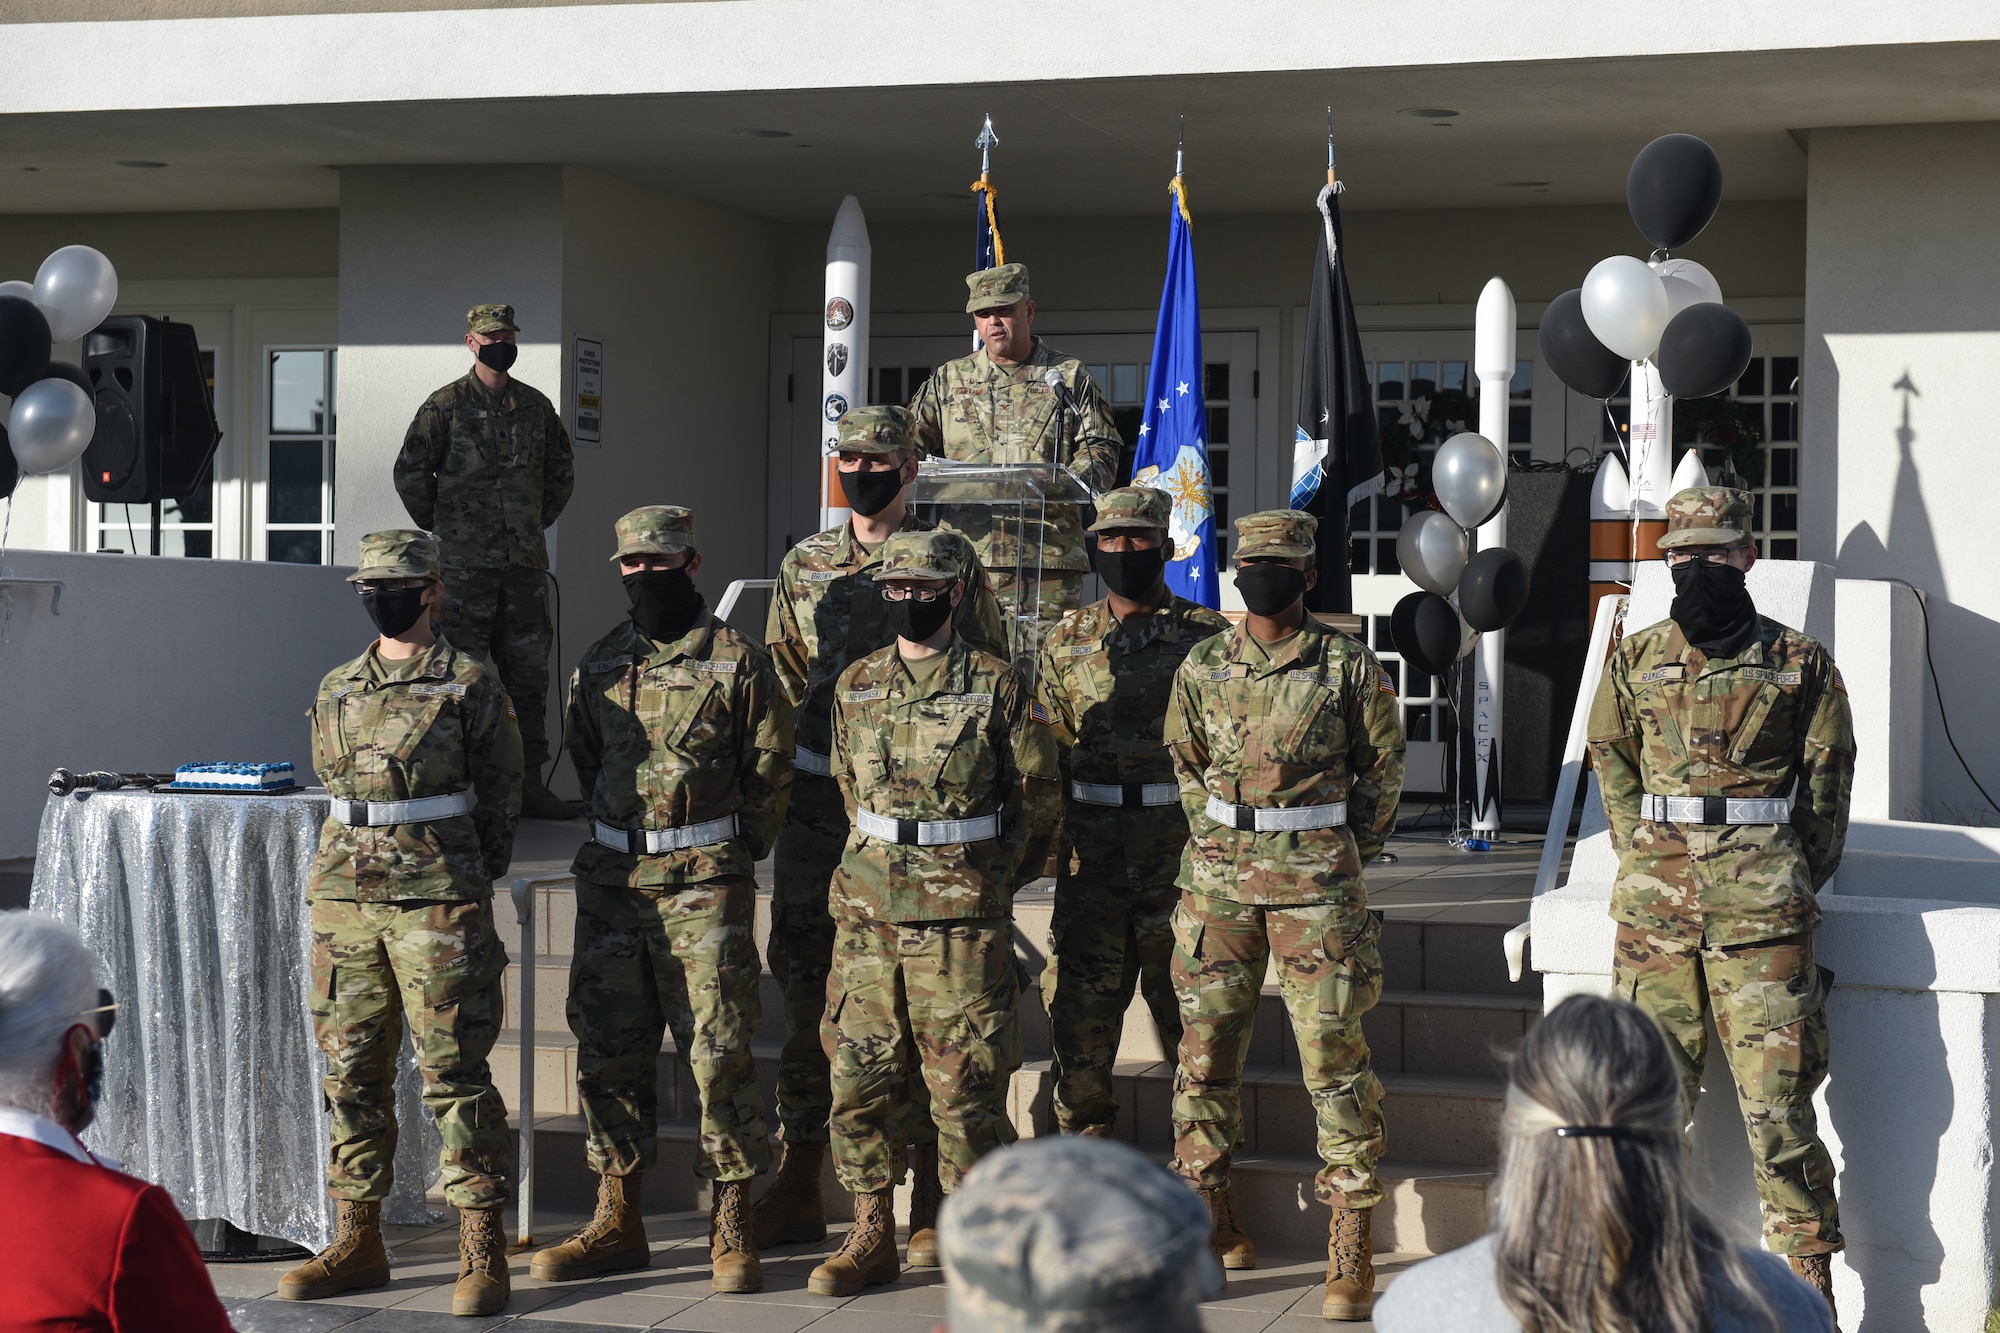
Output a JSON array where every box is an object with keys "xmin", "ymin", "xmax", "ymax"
[{"xmin": 1289, "ymin": 181, "xmax": 1382, "ymax": 615}]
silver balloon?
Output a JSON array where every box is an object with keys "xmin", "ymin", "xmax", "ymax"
[
  {"xmin": 9, "ymin": 377, "xmax": 95, "ymax": 475},
  {"xmin": 1396, "ymin": 509, "xmax": 1469, "ymax": 597},
  {"xmin": 34, "ymin": 245, "xmax": 119, "ymax": 344},
  {"xmin": 1458, "ymin": 617, "xmax": 1481, "ymax": 660},
  {"xmin": 0, "ymin": 279, "xmax": 34, "ymax": 303},
  {"xmin": 1432, "ymin": 432, "xmax": 1508, "ymax": 529}
]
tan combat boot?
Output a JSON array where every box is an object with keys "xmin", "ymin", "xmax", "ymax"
[
  {"xmin": 452, "ymin": 1206, "xmax": 511, "ymax": 1316},
  {"xmin": 807, "ymin": 1189, "xmax": 899, "ymax": 1296},
  {"xmin": 753, "ymin": 1139, "xmax": 827, "ymax": 1247},
  {"xmin": 709, "ymin": 1179, "xmax": 762, "ymax": 1293},
  {"xmin": 278, "ymin": 1199, "xmax": 390, "ymax": 1301},
  {"xmin": 1199, "ymin": 1181, "xmax": 1257, "ymax": 1270},
  {"xmin": 905, "ymin": 1142, "xmax": 945, "ymax": 1268},
  {"xmin": 1321, "ymin": 1204, "xmax": 1376, "ymax": 1321},
  {"xmin": 1788, "ymin": 1253, "xmax": 1838, "ymax": 1328},
  {"xmin": 528, "ymin": 1172, "xmax": 649, "ymax": 1281}
]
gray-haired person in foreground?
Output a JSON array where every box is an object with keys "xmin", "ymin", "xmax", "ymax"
[
  {"xmin": 939, "ymin": 1135, "xmax": 1223, "ymax": 1333},
  {"xmin": 1374, "ymin": 993, "xmax": 1833, "ymax": 1333}
]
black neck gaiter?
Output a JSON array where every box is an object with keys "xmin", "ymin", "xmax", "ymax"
[
  {"xmin": 1670, "ymin": 559, "xmax": 1758, "ymax": 657},
  {"xmin": 624, "ymin": 568, "xmax": 706, "ymax": 644}
]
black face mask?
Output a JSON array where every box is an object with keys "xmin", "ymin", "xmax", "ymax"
[
  {"xmin": 360, "ymin": 585, "xmax": 428, "ymax": 638},
  {"xmin": 1235, "ymin": 562, "xmax": 1309, "ymax": 617},
  {"xmin": 886, "ymin": 588, "xmax": 955, "ymax": 642},
  {"xmin": 1097, "ymin": 544, "xmax": 1168, "ymax": 602},
  {"xmin": 476, "ymin": 341, "xmax": 519, "ymax": 372},
  {"xmin": 624, "ymin": 567, "xmax": 706, "ymax": 643},
  {"xmin": 841, "ymin": 466, "xmax": 906, "ymax": 518},
  {"xmin": 1670, "ymin": 557, "xmax": 1758, "ymax": 656}
]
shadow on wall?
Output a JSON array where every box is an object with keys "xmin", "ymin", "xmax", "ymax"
[
  {"xmin": 1836, "ymin": 372, "xmax": 2000, "ymax": 826},
  {"xmin": 1825, "ymin": 986, "xmax": 1949, "ymax": 1333}
]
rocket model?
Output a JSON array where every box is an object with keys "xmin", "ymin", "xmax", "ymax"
[
  {"xmin": 821, "ymin": 195, "xmax": 871, "ymax": 531},
  {"xmin": 1588, "ymin": 453, "xmax": 1635, "ymax": 615},
  {"xmin": 1470, "ymin": 277, "xmax": 1514, "ymax": 834}
]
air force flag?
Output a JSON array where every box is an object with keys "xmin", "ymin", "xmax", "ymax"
[{"xmin": 1131, "ymin": 177, "xmax": 1220, "ymax": 608}]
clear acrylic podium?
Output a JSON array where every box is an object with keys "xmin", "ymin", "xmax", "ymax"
[{"xmin": 908, "ymin": 460, "xmax": 1095, "ymax": 679}]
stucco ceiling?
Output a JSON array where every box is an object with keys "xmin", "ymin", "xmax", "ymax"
[{"xmin": 0, "ymin": 42, "xmax": 1995, "ymax": 219}]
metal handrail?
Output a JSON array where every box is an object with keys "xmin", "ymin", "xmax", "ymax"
[
  {"xmin": 0, "ymin": 577, "xmax": 64, "ymax": 614},
  {"xmin": 717, "ymin": 578, "xmax": 775, "ymax": 623},
  {"xmin": 1502, "ymin": 592, "xmax": 1626, "ymax": 983},
  {"xmin": 508, "ymin": 871, "xmax": 571, "ymax": 1249}
]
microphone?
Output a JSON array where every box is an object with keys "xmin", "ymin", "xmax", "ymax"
[{"xmin": 1043, "ymin": 367, "xmax": 1080, "ymax": 416}]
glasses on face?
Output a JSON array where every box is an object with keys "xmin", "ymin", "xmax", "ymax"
[
  {"xmin": 354, "ymin": 578, "xmax": 428, "ymax": 594},
  {"xmin": 1665, "ymin": 547, "xmax": 1744, "ymax": 567},
  {"xmin": 84, "ymin": 988, "xmax": 117, "ymax": 1040},
  {"xmin": 880, "ymin": 584, "xmax": 949, "ymax": 603}
]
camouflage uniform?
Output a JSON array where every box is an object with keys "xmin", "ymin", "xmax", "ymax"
[
  {"xmin": 564, "ymin": 506, "xmax": 794, "ymax": 1182},
  {"xmin": 764, "ymin": 406, "xmax": 1008, "ymax": 1149},
  {"xmin": 394, "ymin": 303, "xmax": 576, "ymax": 776},
  {"xmin": 823, "ymin": 530, "xmax": 1063, "ymax": 1193},
  {"xmin": 908, "ymin": 264, "xmax": 1122, "ymax": 655},
  {"xmin": 307, "ymin": 530, "xmax": 524, "ymax": 1211},
  {"xmin": 1587, "ymin": 488, "xmax": 1855, "ymax": 1257},
  {"xmin": 1162, "ymin": 511, "xmax": 1405, "ymax": 1208},
  {"xmin": 1033, "ymin": 487, "xmax": 1230, "ymax": 1134}
]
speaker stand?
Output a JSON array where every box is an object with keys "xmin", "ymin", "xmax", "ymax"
[{"xmin": 149, "ymin": 497, "xmax": 161, "ymax": 556}]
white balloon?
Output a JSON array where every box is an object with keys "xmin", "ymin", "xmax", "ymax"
[
  {"xmin": 33, "ymin": 245, "xmax": 119, "ymax": 344},
  {"xmin": 1432, "ymin": 431, "xmax": 1508, "ymax": 529},
  {"xmin": 1459, "ymin": 619, "xmax": 1480, "ymax": 660},
  {"xmin": 1397, "ymin": 509, "xmax": 1469, "ymax": 597},
  {"xmin": 8, "ymin": 377, "xmax": 95, "ymax": 474},
  {"xmin": 0, "ymin": 279, "xmax": 34, "ymax": 303},
  {"xmin": 1581, "ymin": 255, "xmax": 1671, "ymax": 362},
  {"xmin": 1651, "ymin": 257, "xmax": 1723, "ymax": 321}
]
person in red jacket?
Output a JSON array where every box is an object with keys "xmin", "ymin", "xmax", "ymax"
[{"xmin": 0, "ymin": 910, "xmax": 233, "ymax": 1333}]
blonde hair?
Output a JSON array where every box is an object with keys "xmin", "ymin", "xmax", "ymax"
[{"xmin": 1492, "ymin": 994, "xmax": 1776, "ymax": 1333}]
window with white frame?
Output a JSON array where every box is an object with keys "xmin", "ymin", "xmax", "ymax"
[
  {"xmin": 92, "ymin": 349, "xmax": 217, "ymax": 556},
  {"xmin": 266, "ymin": 347, "xmax": 337, "ymax": 564}
]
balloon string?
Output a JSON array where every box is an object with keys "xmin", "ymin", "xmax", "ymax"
[{"xmin": 0, "ymin": 492, "xmax": 13, "ymax": 644}]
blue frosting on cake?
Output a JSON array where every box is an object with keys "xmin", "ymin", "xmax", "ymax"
[{"xmin": 168, "ymin": 762, "xmax": 298, "ymax": 791}]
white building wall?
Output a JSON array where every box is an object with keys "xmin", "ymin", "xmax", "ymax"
[{"xmin": 1804, "ymin": 122, "xmax": 2000, "ymax": 825}]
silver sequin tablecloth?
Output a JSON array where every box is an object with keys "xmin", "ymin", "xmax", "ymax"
[{"xmin": 29, "ymin": 787, "xmax": 442, "ymax": 1251}]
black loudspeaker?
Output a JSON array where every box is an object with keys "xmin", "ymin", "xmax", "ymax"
[
  {"xmin": 80, "ymin": 316, "xmax": 221, "ymax": 504},
  {"xmin": 1499, "ymin": 470, "xmax": 1591, "ymax": 804}
]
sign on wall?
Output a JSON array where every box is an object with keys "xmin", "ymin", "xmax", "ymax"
[{"xmin": 573, "ymin": 335, "xmax": 604, "ymax": 446}]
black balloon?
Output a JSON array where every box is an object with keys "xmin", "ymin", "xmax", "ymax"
[
  {"xmin": 0, "ymin": 420, "xmax": 17, "ymax": 502},
  {"xmin": 1391, "ymin": 590, "xmax": 1463, "ymax": 680},
  {"xmin": 1656, "ymin": 303, "xmax": 1754, "ymax": 399},
  {"xmin": 1458, "ymin": 548, "xmax": 1529, "ymax": 632},
  {"xmin": 1539, "ymin": 288, "xmax": 1629, "ymax": 400},
  {"xmin": 34, "ymin": 360, "xmax": 92, "ymax": 396},
  {"xmin": 1627, "ymin": 133, "xmax": 1723, "ymax": 251},
  {"xmin": 0, "ymin": 295, "xmax": 53, "ymax": 398}
]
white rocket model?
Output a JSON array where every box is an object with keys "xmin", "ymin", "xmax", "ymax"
[
  {"xmin": 821, "ymin": 195, "xmax": 871, "ymax": 531},
  {"xmin": 1588, "ymin": 453, "xmax": 1633, "ymax": 616},
  {"xmin": 1626, "ymin": 358, "xmax": 1675, "ymax": 520},
  {"xmin": 1470, "ymin": 277, "xmax": 1514, "ymax": 835}
]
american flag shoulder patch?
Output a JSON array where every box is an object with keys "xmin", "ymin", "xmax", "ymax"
[
  {"xmin": 1378, "ymin": 671, "xmax": 1397, "ymax": 695},
  {"xmin": 1029, "ymin": 699, "xmax": 1053, "ymax": 725},
  {"xmin": 505, "ymin": 696, "xmax": 518, "ymax": 720},
  {"xmin": 1833, "ymin": 668, "xmax": 1847, "ymax": 694}
]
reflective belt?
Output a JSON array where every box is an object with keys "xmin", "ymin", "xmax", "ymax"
[
  {"xmin": 853, "ymin": 807, "xmax": 1001, "ymax": 846},
  {"xmin": 1204, "ymin": 794, "xmax": 1349, "ymax": 833},
  {"xmin": 593, "ymin": 814, "xmax": 740, "ymax": 855},
  {"xmin": 1640, "ymin": 794, "xmax": 1793, "ymax": 826},
  {"xmin": 330, "ymin": 790, "xmax": 475, "ymax": 827},
  {"xmin": 1071, "ymin": 780, "xmax": 1179, "ymax": 808},
  {"xmin": 794, "ymin": 746, "xmax": 833, "ymax": 778}
]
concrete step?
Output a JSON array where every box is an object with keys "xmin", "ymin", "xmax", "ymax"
[{"xmin": 511, "ymin": 1114, "xmax": 1490, "ymax": 1258}]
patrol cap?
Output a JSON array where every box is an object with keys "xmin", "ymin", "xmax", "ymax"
[
  {"xmin": 966, "ymin": 262, "xmax": 1032, "ymax": 314},
  {"xmin": 1658, "ymin": 486, "xmax": 1756, "ymax": 550},
  {"xmin": 466, "ymin": 303, "xmax": 518, "ymax": 335},
  {"xmin": 837, "ymin": 404, "xmax": 920, "ymax": 456},
  {"xmin": 609, "ymin": 506, "xmax": 695, "ymax": 562},
  {"xmin": 940, "ymin": 1137, "xmax": 1222, "ymax": 1333},
  {"xmin": 1088, "ymin": 485, "xmax": 1172, "ymax": 534},
  {"xmin": 1234, "ymin": 508, "xmax": 1317, "ymax": 561},
  {"xmin": 878, "ymin": 528, "xmax": 968, "ymax": 583},
  {"xmin": 348, "ymin": 529, "xmax": 440, "ymax": 583}
]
